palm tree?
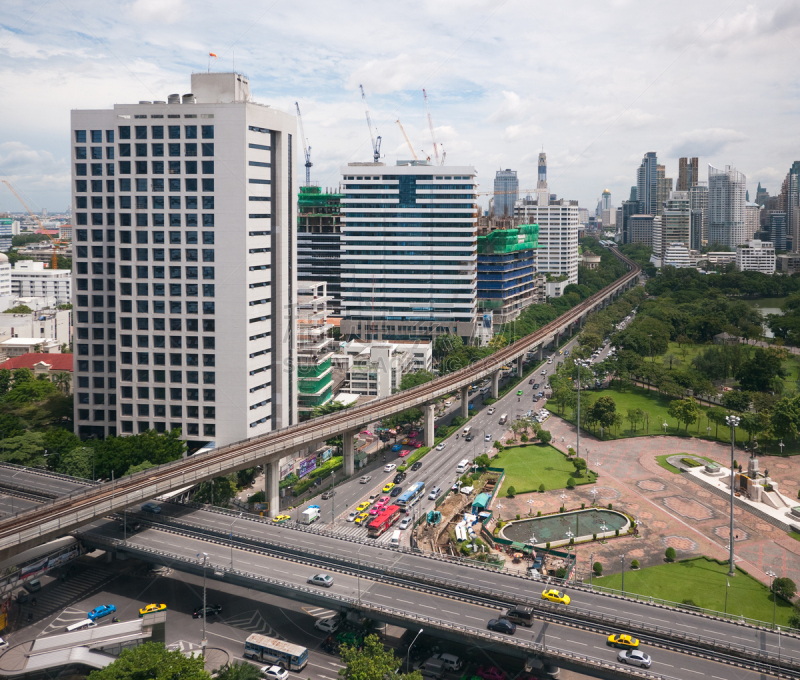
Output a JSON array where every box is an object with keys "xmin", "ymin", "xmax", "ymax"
[{"xmin": 53, "ymin": 372, "xmax": 71, "ymax": 395}]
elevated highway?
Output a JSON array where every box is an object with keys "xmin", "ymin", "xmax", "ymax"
[{"xmin": 0, "ymin": 249, "xmax": 639, "ymax": 559}]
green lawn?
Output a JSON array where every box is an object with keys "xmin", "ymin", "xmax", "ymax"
[
  {"xmin": 493, "ymin": 443, "xmax": 596, "ymax": 493},
  {"xmin": 655, "ymin": 453, "xmax": 716, "ymax": 475},
  {"xmin": 596, "ymin": 557, "xmax": 797, "ymax": 627}
]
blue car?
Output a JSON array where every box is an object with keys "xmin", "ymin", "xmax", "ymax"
[
  {"xmin": 308, "ymin": 504, "xmax": 320, "ymax": 509},
  {"xmin": 391, "ymin": 444, "xmax": 402, "ymax": 452},
  {"xmin": 141, "ymin": 502, "xmax": 161, "ymax": 514},
  {"xmin": 88, "ymin": 604, "xmax": 116, "ymax": 621}
]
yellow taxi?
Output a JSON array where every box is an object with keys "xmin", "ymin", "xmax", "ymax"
[
  {"xmin": 402, "ymin": 438, "xmax": 411, "ymax": 445},
  {"xmin": 139, "ymin": 603, "xmax": 167, "ymax": 617},
  {"xmin": 356, "ymin": 501, "xmax": 371, "ymax": 513},
  {"xmin": 382, "ymin": 482, "xmax": 395, "ymax": 493},
  {"xmin": 272, "ymin": 514, "xmax": 291, "ymax": 523},
  {"xmin": 607, "ymin": 633, "xmax": 640, "ymax": 649},
  {"xmin": 355, "ymin": 512, "xmax": 370, "ymax": 525},
  {"xmin": 541, "ymin": 589, "xmax": 570, "ymax": 605}
]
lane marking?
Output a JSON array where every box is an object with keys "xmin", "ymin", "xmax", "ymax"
[
  {"xmin": 680, "ymin": 669, "xmax": 704, "ymax": 675},
  {"xmin": 207, "ymin": 631, "xmax": 245, "ymax": 643}
]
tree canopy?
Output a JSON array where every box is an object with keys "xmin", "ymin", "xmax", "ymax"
[
  {"xmin": 87, "ymin": 642, "xmax": 210, "ymax": 680},
  {"xmin": 339, "ymin": 634, "xmax": 421, "ymax": 680}
]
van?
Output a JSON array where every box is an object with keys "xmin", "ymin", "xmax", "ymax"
[
  {"xmin": 499, "ymin": 413, "xmax": 508, "ymax": 424},
  {"xmin": 480, "ymin": 386, "xmax": 489, "ymax": 394},
  {"xmin": 505, "ymin": 605, "xmax": 535, "ymax": 627},
  {"xmin": 431, "ymin": 654, "xmax": 462, "ymax": 671},
  {"xmin": 420, "ymin": 658, "xmax": 445, "ymax": 679},
  {"xmin": 66, "ymin": 619, "xmax": 97, "ymax": 633},
  {"xmin": 24, "ymin": 579, "xmax": 42, "ymax": 593},
  {"xmin": 389, "ymin": 530, "xmax": 401, "ymax": 548},
  {"xmin": 462, "ymin": 425, "xmax": 471, "ymax": 436},
  {"xmin": 456, "ymin": 459, "xmax": 470, "ymax": 474}
]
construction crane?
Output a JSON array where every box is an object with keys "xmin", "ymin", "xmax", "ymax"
[
  {"xmin": 295, "ymin": 102, "xmax": 313, "ymax": 186},
  {"xmin": 396, "ymin": 120, "xmax": 417, "ymax": 160},
  {"xmin": 359, "ymin": 84, "xmax": 382, "ymax": 163},
  {"xmin": 2, "ymin": 180, "xmax": 66, "ymax": 270},
  {"xmin": 422, "ymin": 88, "xmax": 441, "ymax": 165}
]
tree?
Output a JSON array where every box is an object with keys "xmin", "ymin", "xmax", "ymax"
[
  {"xmin": 3, "ymin": 378, "xmax": 59, "ymax": 406},
  {"xmin": 193, "ymin": 475, "xmax": 237, "ymax": 506},
  {"xmin": 52, "ymin": 371, "xmax": 72, "ymax": 395},
  {"xmin": 433, "ymin": 333, "xmax": 463, "ymax": 360},
  {"xmin": 0, "ymin": 369, "xmax": 11, "ymax": 396},
  {"xmin": 12, "ymin": 367, "xmax": 34, "ymax": 384},
  {"xmin": 770, "ymin": 397, "xmax": 800, "ymax": 442},
  {"xmin": 736, "ymin": 348, "xmax": 787, "ymax": 393},
  {"xmin": 4, "ymin": 304, "xmax": 32, "ymax": 314},
  {"xmin": 215, "ymin": 662, "xmax": 262, "ymax": 680},
  {"xmin": 93, "ymin": 429, "xmax": 186, "ymax": 480},
  {"xmin": 55, "ymin": 446, "xmax": 93, "ymax": 479},
  {"xmin": 538, "ymin": 429, "xmax": 552, "ymax": 444},
  {"xmin": 721, "ymin": 390, "xmax": 752, "ymax": 413},
  {"xmin": 772, "ymin": 577, "xmax": 797, "ymax": 600},
  {"xmin": 668, "ymin": 398, "xmax": 700, "ymax": 432},
  {"xmin": 312, "ymin": 401, "xmax": 349, "ymax": 418},
  {"xmin": 87, "ymin": 642, "xmax": 210, "ymax": 680},
  {"xmin": 43, "ymin": 428, "xmax": 81, "ymax": 468},
  {"xmin": 0, "ymin": 431, "xmax": 46, "ymax": 467},
  {"xmin": 707, "ymin": 406, "xmax": 728, "ymax": 439},
  {"xmin": 573, "ymin": 457, "xmax": 587, "ymax": 477},
  {"xmin": 589, "ymin": 396, "xmax": 617, "ymax": 432},
  {"xmin": 665, "ymin": 547, "xmax": 676, "ymax": 562},
  {"xmin": 593, "ymin": 561, "xmax": 603, "ymax": 575},
  {"xmin": 506, "ymin": 485, "xmax": 517, "ymax": 497},
  {"xmin": 663, "ymin": 353, "xmax": 679, "ymax": 370},
  {"xmin": 626, "ymin": 408, "xmax": 644, "ymax": 433},
  {"xmin": 125, "ymin": 460, "xmax": 156, "ymax": 476},
  {"xmin": 339, "ymin": 633, "xmax": 421, "ymax": 680},
  {"xmin": 399, "ymin": 370, "xmax": 435, "ymax": 391}
]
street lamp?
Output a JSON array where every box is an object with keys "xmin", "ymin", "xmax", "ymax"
[
  {"xmin": 590, "ymin": 488, "xmax": 598, "ymax": 506},
  {"xmin": 199, "ymin": 552, "xmax": 209, "ymax": 655},
  {"xmin": 230, "ymin": 512, "xmax": 242, "ymax": 567},
  {"xmin": 407, "ymin": 628, "xmax": 424, "ymax": 673},
  {"xmin": 726, "ymin": 414, "xmax": 740, "ymax": 577},
  {"xmin": 331, "ymin": 471, "xmax": 336, "ymax": 525},
  {"xmin": 662, "ymin": 421, "xmax": 668, "ymax": 434},
  {"xmin": 766, "ymin": 567, "xmax": 777, "ymax": 628},
  {"xmin": 589, "ymin": 551, "xmax": 594, "ymax": 588},
  {"xmin": 780, "ymin": 440, "xmax": 785, "ymax": 456},
  {"xmin": 620, "ymin": 554, "xmax": 625, "ymax": 595}
]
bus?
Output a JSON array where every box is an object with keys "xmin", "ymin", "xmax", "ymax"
[
  {"xmin": 244, "ymin": 634, "xmax": 308, "ymax": 671},
  {"xmin": 367, "ymin": 504, "xmax": 402, "ymax": 537},
  {"xmin": 397, "ymin": 481, "xmax": 425, "ymax": 507}
]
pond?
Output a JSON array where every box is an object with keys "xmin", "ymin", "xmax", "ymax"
[
  {"xmin": 500, "ymin": 508, "xmax": 629, "ymax": 545},
  {"xmin": 744, "ymin": 297, "xmax": 786, "ymax": 339}
]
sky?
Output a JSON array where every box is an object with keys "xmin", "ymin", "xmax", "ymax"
[{"xmin": 1, "ymin": 0, "xmax": 800, "ymax": 213}]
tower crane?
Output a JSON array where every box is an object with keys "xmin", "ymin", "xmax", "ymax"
[
  {"xmin": 359, "ymin": 84, "xmax": 382, "ymax": 163},
  {"xmin": 395, "ymin": 120, "xmax": 417, "ymax": 160},
  {"xmin": 422, "ymin": 88, "xmax": 441, "ymax": 165},
  {"xmin": 295, "ymin": 102, "xmax": 313, "ymax": 186},
  {"xmin": 2, "ymin": 180, "xmax": 66, "ymax": 270}
]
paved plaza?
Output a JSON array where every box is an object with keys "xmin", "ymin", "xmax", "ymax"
[{"xmin": 492, "ymin": 415, "xmax": 800, "ymax": 588}]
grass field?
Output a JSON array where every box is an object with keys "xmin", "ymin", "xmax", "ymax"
[
  {"xmin": 596, "ymin": 557, "xmax": 797, "ymax": 626},
  {"xmin": 655, "ymin": 453, "xmax": 716, "ymax": 475},
  {"xmin": 493, "ymin": 443, "xmax": 596, "ymax": 493}
]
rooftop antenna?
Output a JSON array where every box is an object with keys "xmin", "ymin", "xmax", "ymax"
[
  {"xmin": 359, "ymin": 84, "xmax": 382, "ymax": 163},
  {"xmin": 295, "ymin": 102, "xmax": 313, "ymax": 186}
]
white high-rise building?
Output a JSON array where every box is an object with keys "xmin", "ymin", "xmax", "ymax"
[
  {"xmin": 690, "ymin": 181, "xmax": 708, "ymax": 244},
  {"xmin": 661, "ymin": 191, "xmax": 691, "ymax": 248},
  {"xmin": 339, "ymin": 161, "xmax": 477, "ymax": 342},
  {"xmin": 70, "ymin": 72, "xmax": 297, "ymax": 445},
  {"xmin": 736, "ymin": 239, "xmax": 775, "ymax": 274},
  {"xmin": 12, "ymin": 261, "xmax": 72, "ymax": 305},
  {"xmin": 708, "ymin": 165, "xmax": 747, "ymax": 248},
  {"xmin": 514, "ymin": 151, "xmax": 579, "ymax": 297}
]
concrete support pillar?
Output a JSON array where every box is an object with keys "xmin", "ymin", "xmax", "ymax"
[
  {"xmin": 516, "ymin": 354, "xmax": 524, "ymax": 376},
  {"xmin": 491, "ymin": 369, "xmax": 500, "ymax": 399},
  {"xmin": 461, "ymin": 386, "xmax": 469, "ymax": 418},
  {"xmin": 425, "ymin": 403, "xmax": 435, "ymax": 448},
  {"xmin": 537, "ymin": 344, "xmax": 544, "ymax": 361},
  {"xmin": 265, "ymin": 459, "xmax": 279, "ymax": 518},
  {"xmin": 579, "ymin": 315, "xmax": 586, "ymax": 329},
  {"xmin": 555, "ymin": 331, "xmax": 561, "ymax": 349},
  {"xmin": 343, "ymin": 430, "xmax": 356, "ymax": 477}
]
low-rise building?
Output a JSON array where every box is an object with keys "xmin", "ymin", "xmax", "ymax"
[
  {"xmin": 337, "ymin": 340, "xmax": 432, "ymax": 398},
  {"xmin": 736, "ymin": 239, "xmax": 775, "ymax": 274},
  {"xmin": 777, "ymin": 254, "xmax": 800, "ymax": 274},
  {"xmin": 579, "ymin": 252, "xmax": 601, "ymax": 270},
  {"xmin": 0, "ymin": 352, "xmax": 73, "ymax": 392},
  {"xmin": 12, "ymin": 261, "xmax": 71, "ymax": 305},
  {"xmin": 15, "ymin": 242, "xmax": 73, "ymax": 264},
  {"xmin": 0, "ymin": 308, "xmax": 71, "ymax": 346},
  {"xmin": 705, "ymin": 251, "xmax": 737, "ymax": 267},
  {"xmin": 0, "ymin": 337, "xmax": 61, "ymax": 358},
  {"xmin": 297, "ymin": 281, "xmax": 335, "ymax": 420},
  {"xmin": 662, "ymin": 242, "xmax": 693, "ymax": 268}
]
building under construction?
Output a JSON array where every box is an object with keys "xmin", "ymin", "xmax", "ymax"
[
  {"xmin": 298, "ymin": 186, "xmax": 344, "ymax": 316},
  {"xmin": 477, "ymin": 224, "xmax": 545, "ymax": 328}
]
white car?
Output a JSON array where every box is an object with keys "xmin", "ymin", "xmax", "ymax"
[
  {"xmin": 435, "ymin": 443, "xmax": 446, "ymax": 451},
  {"xmin": 346, "ymin": 511, "xmax": 357, "ymax": 522},
  {"xmin": 308, "ymin": 573, "xmax": 334, "ymax": 588},
  {"xmin": 444, "ymin": 400, "xmax": 452, "ymax": 406},
  {"xmin": 399, "ymin": 517, "xmax": 411, "ymax": 530},
  {"xmin": 618, "ymin": 650, "xmax": 651, "ymax": 668},
  {"xmin": 359, "ymin": 475, "xmax": 372, "ymax": 484},
  {"xmin": 484, "ymin": 433, "xmax": 492, "ymax": 442},
  {"xmin": 261, "ymin": 665, "xmax": 289, "ymax": 680},
  {"xmin": 384, "ymin": 463, "xmax": 396, "ymax": 472},
  {"xmin": 487, "ymin": 407, "xmax": 495, "ymax": 415},
  {"xmin": 314, "ymin": 617, "xmax": 340, "ymax": 633},
  {"xmin": 0, "ymin": 637, "xmax": 6, "ymax": 650}
]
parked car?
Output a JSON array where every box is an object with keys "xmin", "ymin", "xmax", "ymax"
[
  {"xmin": 23, "ymin": 579, "xmax": 42, "ymax": 593},
  {"xmin": 487, "ymin": 618, "xmax": 516, "ymax": 635},
  {"xmin": 477, "ymin": 666, "xmax": 507, "ymax": 680},
  {"xmin": 192, "ymin": 604, "xmax": 222, "ymax": 618},
  {"xmin": 617, "ymin": 650, "xmax": 651, "ymax": 668},
  {"xmin": 308, "ymin": 573, "xmax": 334, "ymax": 588},
  {"xmin": 88, "ymin": 604, "xmax": 116, "ymax": 621},
  {"xmin": 314, "ymin": 617, "xmax": 340, "ymax": 633}
]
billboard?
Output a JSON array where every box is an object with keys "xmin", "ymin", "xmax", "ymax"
[
  {"xmin": 298, "ymin": 455, "xmax": 317, "ymax": 478},
  {"xmin": 280, "ymin": 461, "xmax": 294, "ymax": 479},
  {"xmin": 321, "ymin": 447, "xmax": 333, "ymax": 462}
]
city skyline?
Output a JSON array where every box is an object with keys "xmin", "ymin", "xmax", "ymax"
[{"xmin": 2, "ymin": 1, "xmax": 800, "ymax": 212}]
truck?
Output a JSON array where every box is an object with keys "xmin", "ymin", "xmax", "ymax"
[{"xmin": 300, "ymin": 507, "xmax": 320, "ymax": 525}]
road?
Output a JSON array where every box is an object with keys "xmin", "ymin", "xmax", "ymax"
[{"xmin": 0, "ymin": 463, "xmax": 95, "ymax": 498}]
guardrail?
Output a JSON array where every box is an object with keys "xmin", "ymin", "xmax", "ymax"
[{"xmin": 120, "ymin": 509, "xmax": 800, "ymax": 674}]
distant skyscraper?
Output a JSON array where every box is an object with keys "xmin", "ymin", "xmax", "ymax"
[
  {"xmin": 538, "ymin": 153, "xmax": 547, "ymax": 188},
  {"xmin": 708, "ymin": 165, "xmax": 747, "ymax": 248},
  {"xmin": 629, "ymin": 214, "xmax": 654, "ymax": 248},
  {"xmin": 677, "ymin": 157, "xmax": 699, "ymax": 191},
  {"xmin": 691, "ymin": 210, "xmax": 703, "ymax": 250},
  {"xmin": 769, "ymin": 211, "xmax": 788, "ymax": 251},
  {"xmin": 745, "ymin": 202, "xmax": 761, "ymax": 240},
  {"xmin": 690, "ymin": 181, "xmax": 709, "ymax": 244},
  {"xmin": 636, "ymin": 152, "xmax": 658, "ymax": 215},
  {"xmin": 494, "ymin": 169, "xmax": 518, "ymax": 217},
  {"xmin": 619, "ymin": 200, "xmax": 639, "ymax": 244},
  {"xmin": 601, "ymin": 189, "xmax": 611, "ymax": 211},
  {"xmin": 662, "ymin": 191, "xmax": 691, "ymax": 251},
  {"xmin": 656, "ymin": 165, "xmax": 672, "ymax": 216},
  {"xmin": 780, "ymin": 162, "xmax": 800, "ymax": 253},
  {"xmin": 755, "ymin": 182, "xmax": 769, "ymax": 207}
]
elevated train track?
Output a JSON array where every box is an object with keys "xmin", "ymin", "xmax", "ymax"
[{"xmin": 0, "ymin": 248, "xmax": 640, "ymax": 559}]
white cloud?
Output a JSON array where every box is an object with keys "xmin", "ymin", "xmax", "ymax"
[
  {"xmin": 126, "ymin": 0, "xmax": 185, "ymax": 23},
  {"xmin": 666, "ymin": 129, "xmax": 748, "ymax": 158}
]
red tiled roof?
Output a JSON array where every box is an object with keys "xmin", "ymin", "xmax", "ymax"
[{"xmin": 0, "ymin": 353, "xmax": 73, "ymax": 372}]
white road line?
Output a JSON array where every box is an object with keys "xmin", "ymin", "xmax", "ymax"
[
  {"xmin": 680, "ymin": 669, "xmax": 704, "ymax": 675},
  {"xmin": 396, "ymin": 599, "xmax": 414, "ymax": 604},
  {"xmin": 465, "ymin": 616, "xmax": 482, "ymax": 620},
  {"xmin": 207, "ymin": 631, "xmax": 245, "ymax": 643},
  {"xmin": 730, "ymin": 635, "xmax": 753, "ymax": 641},
  {"xmin": 418, "ymin": 604, "xmax": 436, "ymax": 609}
]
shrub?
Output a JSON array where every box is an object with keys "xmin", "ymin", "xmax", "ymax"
[
  {"xmin": 538, "ymin": 483, "xmax": 545, "ymax": 493},
  {"xmin": 566, "ymin": 477, "xmax": 576, "ymax": 489},
  {"xmin": 494, "ymin": 441, "xmax": 504, "ymax": 451},
  {"xmin": 631, "ymin": 559, "xmax": 640, "ymax": 569},
  {"xmin": 665, "ymin": 547, "xmax": 677, "ymax": 562},
  {"xmin": 789, "ymin": 612, "xmax": 800, "ymax": 630},
  {"xmin": 733, "ymin": 459, "xmax": 738, "ymax": 470},
  {"xmin": 581, "ymin": 502, "xmax": 585, "ymax": 509},
  {"xmin": 592, "ymin": 532, "xmax": 597, "ymax": 541},
  {"xmin": 537, "ymin": 510, "xmax": 542, "ymax": 517},
  {"xmin": 773, "ymin": 577, "xmax": 798, "ymax": 600},
  {"xmin": 539, "ymin": 430, "xmax": 552, "ymax": 444},
  {"xmin": 520, "ymin": 433, "xmax": 528, "ymax": 442},
  {"xmin": 608, "ymin": 503, "xmax": 613, "ymax": 510},
  {"xmin": 593, "ymin": 561, "xmax": 603, "ymax": 575},
  {"xmin": 546, "ymin": 542, "xmax": 551, "ymax": 550},
  {"xmin": 507, "ymin": 485, "xmax": 517, "ymax": 498},
  {"xmin": 555, "ymin": 567, "xmax": 567, "ymax": 579},
  {"xmin": 516, "ymin": 513, "xmax": 521, "ymax": 521},
  {"xmin": 615, "ymin": 529, "xmax": 619, "ymax": 537},
  {"xmin": 559, "ymin": 506, "xmax": 565, "ymax": 513},
  {"xmin": 568, "ymin": 537, "xmax": 574, "ymax": 545}
]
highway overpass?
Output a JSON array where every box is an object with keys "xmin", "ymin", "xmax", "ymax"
[{"xmin": 0, "ymin": 248, "xmax": 639, "ymax": 559}]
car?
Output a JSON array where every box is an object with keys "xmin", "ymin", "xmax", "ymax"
[
  {"xmin": 23, "ymin": 579, "xmax": 42, "ymax": 593},
  {"xmin": 356, "ymin": 501, "xmax": 371, "ymax": 512},
  {"xmin": 435, "ymin": 442, "xmax": 446, "ymax": 451},
  {"xmin": 529, "ymin": 379, "xmax": 534, "ymax": 384},
  {"xmin": 393, "ymin": 472, "xmax": 407, "ymax": 483},
  {"xmin": 487, "ymin": 407, "xmax": 495, "ymax": 415},
  {"xmin": 119, "ymin": 520, "xmax": 142, "ymax": 533},
  {"xmin": 359, "ymin": 475, "xmax": 372, "ymax": 484},
  {"xmin": 411, "ymin": 461, "xmax": 423, "ymax": 471},
  {"xmin": 533, "ymin": 383, "xmax": 540, "ymax": 389},
  {"xmin": 477, "ymin": 666, "xmax": 507, "ymax": 680},
  {"xmin": 409, "ymin": 430, "xmax": 418, "ymax": 438},
  {"xmin": 537, "ymin": 391, "xmax": 544, "ymax": 398},
  {"xmin": 608, "ymin": 633, "xmax": 640, "ymax": 649},
  {"xmin": 391, "ymin": 444, "xmax": 403, "ymax": 452},
  {"xmin": 444, "ymin": 400, "xmax": 452, "ymax": 406},
  {"xmin": 368, "ymin": 506, "xmax": 381, "ymax": 515},
  {"xmin": 321, "ymin": 490, "xmax": 335, "ymax": 500},
  {"xmin": 261, "ymin": 665, "xmax": 289, "ymax": 680},
  {"xmin": 138, "ymin": 603, "xmax": 167, "ymax": 617},
  {"xmin": 88, "ymin": 604, "xmax": 116, "ymax": 621},
  {"xmin": 141, "ymin": 502, "xmax": 161, "ymax": 514},
  {"xmin": 308, "ymin": 504, "xmax": 320, "ymax": 509},
  {"xmin": 564, "ymin": 350, "xmax": 569, "ymax": 356},
  {"xmin": 378, "ymin": 495, "xmax": 390, "ymax": 506},
  {"xmin": 390, "ymin": 486, "xmax": 403, "ymax": 497},
  {"xmin": 402, "ymin": 438, "xmax": 411, "ymax": 445},
  {"xmin": 272, "ymin": 514, "xmax": 291, "ymax": 524},
  {"xmin": 465, "ymin": 433, "xmax": 474, "ymax": 442},
  {"xmin": 314, "ymin": 617, "xmax": 340, "ymax": 634},
  {"xmin": 192, "ymin": 604, "xmax": 222, "ymax": 619},
  {"xmin": 618, "ymin": 650, "xmax": 651, "ymax": 668},
  {"xmin": 384, "ymin": 463, "xmax": 396, "ymax": 472},
  {"xmin": 484, "ymin": 433, "xmax": 492, "ymax": 442},
  {"xmin": 0, "ymin": 637, "xmax": 6, "ymax": 650},
  {"xmin": 516, "ymin": 390, "xmax": 523, "ymax": 396},
  {"xmin": 487, "ymin": 618, "xmax": 516, "ymax": 635},
  {"xmin": 398, "ymin": 449, "xmax": 411, "ymax": 457},
  {"xmin": 412, "ymin": 441, "xmax": 423, "ymax": 448},
  {"xmin": 399, "ymin": 517, "xmax": 411, "ymax": 530},
  {"xmin": 355, "ymin": 512, "xmax": 370, "ymax": 525},
  {"xmin": 541, "ymin": 589, "xmax": 570, "ymax": 605},
  {"xmin": 347, "ymin": 511, "xmax": 358, "ymax": 522},
  {"xmin": 382, "ymin": 482, "xmax": 395, "ymax": 493},
  {"xmin": 308, "ymin": 573, "xmax": 333, "ymax": 588}
]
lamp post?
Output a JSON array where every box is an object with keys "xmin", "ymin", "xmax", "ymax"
[
  {"xmin": 766, "ymin": 568, "xmax": 777, "ymax": 628},
  {"xmin": 331, "ymin": 471, "xmax": 336, "ymax": 525},
  {"xmin": 662, "ymin": 421, "xmax": 668, "ymax": 434},
  {"xmin": 780, "ymin": 440, "xmax": 785, "ymax": 456},
  {"xmin": 620, "ymin": 554, "xmax": 625, "ymax": 596},
  {"xmin": 726, "ymin": 414, "xmax": 740, "ymax": 577},
  {"xmin": 589, "ymin": 551, "xmax": 594, "ymax": 588},
  {"xmin": 407, "ymin": 628, "xmax": 424, "ymax": 673},
  {"xmin": 200, "ymin": 552, "xmax": 208, "ymax": 655},
  {"xmin": 230, "ymin": 512, "xmax": 242, "ymax": 567}
]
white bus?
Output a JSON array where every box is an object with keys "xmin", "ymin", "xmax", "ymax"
[
  {"xmin": 462, "ymin": 425, "xmax": 471, "ymax": 436},
  {"xmin": 244, "ymin": 634, "xmax": 308, "ymax": 671}
]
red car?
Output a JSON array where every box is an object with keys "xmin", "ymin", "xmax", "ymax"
[
  {"xmin": 409, "ymin": 431, "xmax": 418, "ymax": 438},
  {"xmin": 398, "ymin": 449, "xmax": 411, "ymax": 457},
  {"xmin": 477, "ymin": 667, "xmax": 506, "ymax": 680},
  {"xmin": 412, "ymin": 441, "xmax": 423, "ymax": 449}
]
